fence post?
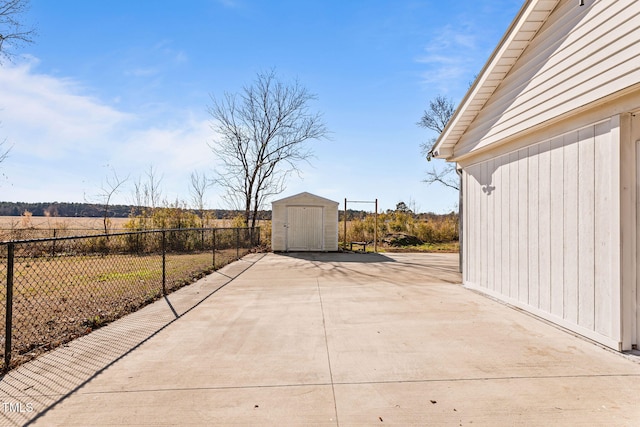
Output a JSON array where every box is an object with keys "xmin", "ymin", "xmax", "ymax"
[
  {"xmin": 212, "ymin": 228, "xmax": 216, "ymax": 269},
  {"xmin": 4, "ymin": 243, "xmax": 14, "ymax": 372},
  {"xmin": 51, "ymin": 229, "xmax": 57, "ymax": 257},
  {"xmin": 162, "ymin": 230, "xmax": 166, "ymax": 296},
  {"xmin": 236, "ymin": 228, "xmax": 240, "ymax": 260}
]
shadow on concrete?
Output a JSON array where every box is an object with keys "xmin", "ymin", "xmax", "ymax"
[
  {"xmin": 275, "ymin": 251, "xmax": 396, "ymax": 263},
  {"xmin": 0, "ymin": 254, "xmax": 263, "ymax": 427}
]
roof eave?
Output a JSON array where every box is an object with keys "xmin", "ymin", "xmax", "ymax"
[{"xmin": 431, "ymin": 0, "xmax": 559, "ymax": 161}]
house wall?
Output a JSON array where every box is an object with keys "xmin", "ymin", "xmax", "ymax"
[
  {"xmin": 462, "ymin": 114, "xmax": 624, "ymax": 349},
  {"xmin": 454, "ymin": 0, "xmax": 640, "ymax": 159},
  {"xmin": 271, "ymin": 193, "xmax": 339, "ymax": 252}
]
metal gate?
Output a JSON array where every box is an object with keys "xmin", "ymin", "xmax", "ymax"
[{"xmin": 286, "ymin": 206, "xmax": 323, "ymax": 251}]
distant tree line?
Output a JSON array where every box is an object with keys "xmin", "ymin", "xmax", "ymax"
[
  {"xmin": 0, "ymin": 202, "xmax": 273, "ymax": 220},
  {"xmin": 0, "ymin": 201, "xmax": 458, "ymax": 224}
]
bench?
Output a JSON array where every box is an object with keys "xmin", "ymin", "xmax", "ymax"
[{"xmin": 349, "ymin": 241, "xmax": 368, "ymax": 252}]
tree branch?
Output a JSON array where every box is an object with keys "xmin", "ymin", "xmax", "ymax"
[{"xmin": 423, "ymin": 162, "xmax": 460, "ymax": 191}]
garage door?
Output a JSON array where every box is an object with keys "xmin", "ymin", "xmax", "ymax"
[{"xmin": 287, "ymin": 206, "xmax": 323, "ymax": 251}]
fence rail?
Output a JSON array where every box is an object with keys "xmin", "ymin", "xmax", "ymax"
[{"xmin": 0, "ymin": 227, "xmax": 259, "ymax": 372}]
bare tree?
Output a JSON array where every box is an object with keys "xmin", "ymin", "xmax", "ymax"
[
  {"xmin": 419, "ymin": 96, "xmax": 455, "ymax": 139},
  {"xmin": 189, "ymin": 170, "xmax": 212, "ymax": 228},
  {"xmin": 0, "ymin": 0, "xmax": 35, "ymax": 169},
  {"xmin": 144, "ymin": 165, "xmax": 163, "ymax": 210},
  {"xmin": 0, "ymin": 0, "xmax": 35, "ymax": 63},
  {"xmin": 131, "ymin": 165, "xmax": 163, "ymax": 210},
  {"xmin": 418, "ymin": 95, "xmax": 459, "ymax": 190},
  {"xmin": 0, "ymin": 133, "xmax": 9, "ymax": 165},
  {"xmin": 208, "ymin": 70, "xmax": 329, "ymax": 232},
  {"xmin": 418, "ymin": 95, "xmax": 462, "ymax": 272},
  {"xmin": 93, "ymin": 169, "xmax": 129, "ymax": 234}
]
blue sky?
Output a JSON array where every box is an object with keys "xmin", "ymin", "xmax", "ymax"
[{"xmin": 0, "ymin": 0, "xmax": 523, "ymax": 213}]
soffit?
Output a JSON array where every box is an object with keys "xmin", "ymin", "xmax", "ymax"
[{"xmin": 432, "ymin": 0, "xmax": 560, "ymax": 159}]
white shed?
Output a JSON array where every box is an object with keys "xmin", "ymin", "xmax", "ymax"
[
  {"xmin": 271, "ymin": 192, "xmax": 339, "ymax": 252},
  {"xmin": 433, "ymin": 0, "xmax": 640, "ymax": 351}
]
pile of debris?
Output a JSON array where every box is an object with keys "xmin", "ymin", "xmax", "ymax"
[{"xmin": 381, "ymin": 233, "xmax": 423, "ymax": 247}]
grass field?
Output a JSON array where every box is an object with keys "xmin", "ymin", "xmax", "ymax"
[
  {"xmin": 0, "ymin": 216, "xmax": 131, "ymax": 230},
  {"xmin": 0, "ymin": 225, "xmax": 256, "ymax": 371},
  {"xmin": 0, "ymin": 216, "xmax": 272, "ymax": 243}
]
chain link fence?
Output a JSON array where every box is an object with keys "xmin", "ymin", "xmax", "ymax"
[
  {"xmin": 0, "ymin": 228, "xmax": 132, "ymax": 241},
  {"xmin": 0, "ymin": 227, "xmax": 259, "ymax": 372}
]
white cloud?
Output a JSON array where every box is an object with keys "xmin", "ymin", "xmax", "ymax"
[
  {"xmin": 416, "ymin": 21, "xmax": 492, "ymax": 95},
  {"xmin": 0, "ymin": 58, "xmax": 132, "ymax": 159},
  {"xmin": 0, "ymin": 57, "xmax": 218, "ymax": 206}
]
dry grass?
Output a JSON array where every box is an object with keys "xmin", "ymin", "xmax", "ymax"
[
  {"xmin": 0, "ymin": 248, "xmax": 245, "ymax": 369},
  {"xmin": 0, "ymin": 225, "xmax": 258, "ymax": 371},
  {"xmin": 0, "ymin": 216, "xmax": 131, "ymax": 230},
  {"xmin": 0, "ymin": 216, "xmax": 271, "ymax": 243},
  {"xmin": 341, "ymin": 212, "xmax": 459, "ymax": 251}
]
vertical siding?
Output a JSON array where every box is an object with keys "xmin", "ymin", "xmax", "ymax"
[
  {"xmin": 549, "ymin": 136, "xmax": 564, "ymax": 318},
  {"xmin": 528, "ymin": 144, "xmax": 540, "ymax": 308},
  {"xmin": 481, "ymin": 161, "xmax": 488, "ymax": 289},
  {"xmin": 463, "ymin": 118, "xmax": 620, "ymax": 348},
  {"xmin": 287, "ymin": 206, "xmax": 323, "ymax": 251},
  {"xmin": 487, "ymin": 158, "xmax": 496, "ymax": 293},
  {"xmin": 594, "ymin": 121, "xmax": 613, "ymax": 337},
  {"xmin": 472, "ymin": 164, "xmax": 482, "ymax": 284},
  {"xmin": 271, "ymin": 204, "xmax": 286, "ymax": 251},
  {"xmin": 578, "ymin": 126, "xmax": 596, "ymax": 330},
  {"xmin": 538, "ymin": 140, "xmax": 552, "ymax": 313},
  {"xmin": 501, "ymin": 155, "xmax": 510, "ymax": 296},
  {"xmin": 509, "ymin": 152, "xmax": 519, "ymax": 299},
  {"xmin": 563, "ymin": 132, "xmax": 579, "ymax": 324},
  {"xmin": 493, "ymin": 156, "xmax": 502, "ymax": 294},
  {"xmin": 518, "ymin": 149, "xmax": 529, "ymax": 304}
]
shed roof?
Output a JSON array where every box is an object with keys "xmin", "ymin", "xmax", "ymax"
[
  {"xmin": 272, "ymin": 192, "xmax": 339, "ymax": 206},
  {"xmin": 432, "ymin": 0, "xmax": 560, "ymax": 160}
]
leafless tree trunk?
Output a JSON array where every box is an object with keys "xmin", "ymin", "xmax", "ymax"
[
  {"xmin": 143, "ymin": 165, "xmax": 163, "ymax": 210},
  {"xmin": 132, "ymin": 165, "xmax": 162, "ymax": 208},
  {"xmin": 0, "ymin": 0, "xmax": 35, "ymax": 63},
  {"xmin": 208, "ymin": 70, "xmax": 329, "ymax": 233},
  {"xmin": 189, "ymin": 170, "xmax": 212, "ymax": 228},
  {"xmin": 93, "ymin": 169, "xmax": 128, "ymax": 235}
]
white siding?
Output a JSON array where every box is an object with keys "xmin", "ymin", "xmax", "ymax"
[
  {"xmin": 456, "ymin": 0, "xmax": 640, "ymax": 157},
  {"xmin": 577, "ymin": 126, "xmax": 595, "ymax": 330},
  {"xmin": 287, "ymin": 206, "xmax": 323, "ymax": 251},
  {"xmin": 527, "ymin": 144, "xmax": 540, "ymax": 308},
  {"xmin": 538, "ymin": 140, "xmax": 552, "ymax": 313},
  {"xmin": 271, "ymin": 203, "xmax": 287, "ymax": 251},
  {"xmin": 462, "ymin": 118, "xmax": 621, "ymax": 348}
]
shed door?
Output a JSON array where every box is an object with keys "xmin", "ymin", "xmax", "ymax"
[{"xmin": 287, "ymin": 206, "xmax": 323, "ymax": 251}]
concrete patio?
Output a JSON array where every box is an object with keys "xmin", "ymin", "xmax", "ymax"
[{"xmin": 1, "ymin": 252, "xmax": 640, "ymax": 426}]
